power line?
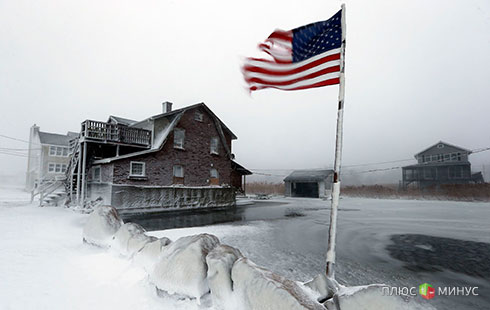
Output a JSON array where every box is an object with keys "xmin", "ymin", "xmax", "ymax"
[{"xmin": 0, "ymin": 134, "xmax": 31, "ymax": 144}]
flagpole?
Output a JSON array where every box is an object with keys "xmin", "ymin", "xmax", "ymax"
[{"xmin": 326, "ymin": 3, "xmax": 346, "ymax": 279}]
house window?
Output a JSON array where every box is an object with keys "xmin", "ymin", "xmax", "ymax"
[
  {"xmin": 130, "ymin": 161, "xmax": 145, "ymax": 177},
  {"xmin": 93, "ymin": 166, "xmax": 101, "ymax": 182},
  {"xmin": 210, "ymin": 168, "xmax": 219, "ymax": 179},
  {"xmin": 174, "ymin": 128, "xmax": 185, "ymax": 149},
  {"xmin": 457, "ymin": 152, "xmax": 461, "ymax": 161},
  {"xmin": 61, "ymin": 164, "xmax": 67, "ymax": 173},
  {"xmin": 424, "ymin": 168, "xmax": 433, "ymax": 179},
  {"xmin": 210, "ymin": 137, "xmax": 219, "ymax": 155},
  {"xmin": 444, "ymin": 154, "xmax": 450, "ymax": 161},
  {"xmin": 451, "ymin": 153, "xmax": 457, "ymax": 161},
  {"xmin": 194, "ymin": 111, "xmax": 204, "ymax": 122},
  {"xmin": 431, "ymin": 155, "xmax": 438, "ymax": 162},
  {"xmin": 49, "ymin": 146, "xmax": 69, "ymax": 157},
  {"xmin": 173, "ymin": 165, "xmax": 184, "ymax": 178},
  {"xmin": 48, "ymin": 163, "xmax": 55, "ymax": 173},
  {"xmin": 437, "ymin": 144, "xmax": 444, "ymax": 148}
]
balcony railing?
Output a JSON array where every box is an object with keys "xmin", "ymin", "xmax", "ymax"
[{"xmin": 81, "ymin": 120, "xmax": 151, "ymax": 147}]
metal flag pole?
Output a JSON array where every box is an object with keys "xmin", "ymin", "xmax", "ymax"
[{"xmin": 326, "ymin": 3, "xmax": 346, "ymax": 279}]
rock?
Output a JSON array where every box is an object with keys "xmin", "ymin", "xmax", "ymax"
[
  {"xmin": 112, "ymin": 222, "xmax": 154, "ymax": 257},
  {"xmin": 150, "ymin": 233, "xmax": 220, "ymax": 302},
  {"xmin": 304, "ymin": 273, "xmax": 339, "ymax": 302},
  {"xmin": 133, "ymin": 237, "xmax": 172, "ymax": 272},
  {"xmin": 82, "ymin": 205, "xmax": 123, "ymax": 248},
  {"xmin": 206, "ymin": 244, "xmax": 243, "ymax": 309},
  {"xmin": 231, "ymin": 258, "xmax": 325, "ymax": 310}
]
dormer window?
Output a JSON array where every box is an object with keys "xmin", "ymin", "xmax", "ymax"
[
  {"xmin": 173, "ymin": 128, "xmax": 185, "ymax": 149},
  {"xmin": 194, "ymin": 111, "xmax": 204, "ymax": 122}
]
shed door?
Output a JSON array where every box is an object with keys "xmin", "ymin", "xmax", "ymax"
[{"xmin": 293, "ymin": 182, "xmax": 319, "ymax": 198}]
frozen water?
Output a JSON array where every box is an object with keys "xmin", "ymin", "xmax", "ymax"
[{"xmin": 133, "ymin": 237, "xmax": 172, "ymax": 273}]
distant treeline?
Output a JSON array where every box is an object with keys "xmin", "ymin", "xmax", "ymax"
[
  {"xmin": 245, "ymin": 182, "xmax": 285, "ymax": 195},
  {"xmin": 245, "ymin": 182, "xmax": 490, "ymax": 201},
  {"xmin": 342, "ymin": 184, "xmax": 490, "ymax": 202}
]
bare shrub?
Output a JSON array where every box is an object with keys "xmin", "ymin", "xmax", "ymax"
[{"xmin": 246, "ymin": 182, "xmax": 285, "ymax": 195}]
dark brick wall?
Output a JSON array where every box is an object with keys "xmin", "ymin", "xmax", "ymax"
[{"xmin": 109, "ymin": 106, "xmax": 234, "ymax": 187}]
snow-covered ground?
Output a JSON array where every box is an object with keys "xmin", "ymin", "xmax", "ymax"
[{"xmin": 1, "ymin": 186, "xmax": 489, "ymax": 309}]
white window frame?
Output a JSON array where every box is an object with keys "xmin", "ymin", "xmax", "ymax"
[
  {"xmin": 48, "ymin": 163, "xmax": 56, "ymax": 173},
  {"xmin": 49, "ymin": 145, "xmax": 69, "ymax": 157},
  {"xmin": 92, "ymin": 166, "xmax": 101, "ymax": 182},
  {"xmin": 210, "ymin": 137, "xmax": 219, "ymax": 155},
  {"xmin": 173, "ymin": 128, "xmax": 185, "ymax": 149},
  {"xmin": 130, "ymin": 161, "xmax": 146, "ymax": 177},
  {"xmin": 173, "ymin": 165, "xmax": 184, "ymax": 178}
]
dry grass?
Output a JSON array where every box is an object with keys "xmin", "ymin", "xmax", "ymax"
[
  {"xmin": 246, "ymin": 182, "xmax": 285, "ymax": 195},
  {"xmin": 342, "ymin": 183, "xmax": 490, "ymax": 201}
]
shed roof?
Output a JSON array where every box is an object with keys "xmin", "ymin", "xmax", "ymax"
[
  {"xmin": 284, "ymin": 169, "xmax": 333, "ymax": 182},
  {"xmin": 38, "ymin": 131, "xmax": 73, "ymax": 146}
]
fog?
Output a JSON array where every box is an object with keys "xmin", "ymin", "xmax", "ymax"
[{"xmin": 1, "ymin": 0, "xmax": 489, "ymax": 186}]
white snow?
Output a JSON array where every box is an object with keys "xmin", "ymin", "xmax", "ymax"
[
  {"xmin": 150, "ymin": 233, "xmax": 220, "ymax": 302},
  {"xmin": 111, "ymin": 222, "xmax": 156, "ymax": 258},
  {"xmin": 206, "ymin": 244, "xmax": 244, "ymax": 309},
  {"xmin": 231, "ymin": 257, "xmax": 325, "ymax": 310},
  {"xmin": 82, "ymin": 205, "xmax": 123, "ymax": 248},
  {"xmin": 133, "ymin": 237, "xmax": 172, "ymax": 273}
]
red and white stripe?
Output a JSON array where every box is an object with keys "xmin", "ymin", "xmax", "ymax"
[{"xmin": 243, "ymin": 31, "xmax": 341, "ymax": 91}]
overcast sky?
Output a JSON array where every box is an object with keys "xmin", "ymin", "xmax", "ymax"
[{"xmin": 1, "ymin": 0, "xmax": 489, "ymax": 184}]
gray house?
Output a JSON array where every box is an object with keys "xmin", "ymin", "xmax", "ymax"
[
  {"xmin": 25, "ymin": 124, "xmax": 78, "ymax": 192},
  {"xmin": 401, "ymin": 141, "xmax": 484, "ymax": 189},
  {"xmin": 284, "ymin": 170, "xmax": 334, "ymax": 198}
]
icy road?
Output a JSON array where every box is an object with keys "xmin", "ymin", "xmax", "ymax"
[{"xmin": 128, "ymin": 197, "xmax": 490, "ymax": 310}]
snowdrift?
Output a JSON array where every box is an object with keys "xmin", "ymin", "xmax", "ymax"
[
  {"xmin": 82, "ymin": 205, "xmax": 123, "ymax": 248},
  {"xmin": 133, "ymin": 237, "xmax": 172, "ymax": 273},
  {"xmin": 112, "ymin": 222, "xmax": 156, "ymax": 257},
  {"xmin": 206, "ymin": 244, "xmax": 244, "ymax": 309},
  {"xmin": 150, "ymin": 233, "xmax": 220, "ymax": 302},
  {"xmin": 231, "ymin": 258, "xmax": 325, "ymax": 310}
]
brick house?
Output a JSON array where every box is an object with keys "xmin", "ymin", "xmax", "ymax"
[{"xmin": 67, "ymin": 102, "xmax": 251, "ymax": 213}]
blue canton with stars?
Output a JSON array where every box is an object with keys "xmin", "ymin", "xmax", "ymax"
[{"xmin": 292, "ymin": 10, "xmax": 342, "ymax": 63}]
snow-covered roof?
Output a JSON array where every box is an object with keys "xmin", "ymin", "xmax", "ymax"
[
  {"xmin": 284, "ymin": 170, "xmax": 333, "ymax": 182},
  {"xmin": 232, "ymin": 161, "xmax": 252, "ymax": 175},
  {"xmin": 38, "ymin": 131, "xmax": 74, "ymax": 146},
  {"xmin": 93, "ymin": 111, "xmax": 184, "ymax": 164},
  {"xmin": 108, "ymin": 115, "xmax": 138, "ymax": 126}
]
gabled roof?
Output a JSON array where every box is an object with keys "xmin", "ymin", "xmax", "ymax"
[
  {"xmin": 107, "ymin": 115, "xmax": 138, "ymax": 126},
  {"xmin": 284, "ymin": 169, "xmax": 333, "ymax": 182},
  {"xmin": 131, "ymin": 102, "xmax": 237, "ymax": 140},
  {"xmin": 232, "ymin": 161, "xmax": 252, "ymax": 175},
  {"xmin": 414, "ymin": 141, "xmax": 472, "ymax": 157},
  {"xmin": 38, "ymin": 131, "xmax": 72, "ymax": 146}
]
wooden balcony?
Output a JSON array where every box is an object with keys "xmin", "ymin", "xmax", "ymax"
[{"xmin": 81, "ymin": 120, "xmax": 151, "ymax": 147}]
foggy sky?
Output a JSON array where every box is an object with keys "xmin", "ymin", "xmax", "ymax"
[{"xmin": 1, "ymin": 0, "xmax": 489, "ymax": 184}]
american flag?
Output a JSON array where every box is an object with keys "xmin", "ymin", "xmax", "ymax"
[{"xmin": 243, "ymin": 9, "xmax": 343, "ymax": 92}]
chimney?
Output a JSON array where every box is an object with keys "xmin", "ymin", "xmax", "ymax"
[{"xmin": 162, "ymin": 101, "xmax": 173, "ymax": 113}]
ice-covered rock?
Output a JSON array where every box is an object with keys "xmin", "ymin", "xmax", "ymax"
[
  {"xmin": 112, "ymin": 222, "xmax": 155, "ymax": 257},
  {"xmin": 133, "ymin": 237, "xmax": 172, "ymax": 272},
  {"xmin": 231, "ymin": 258, "xmax": 325, "ymax": 310},
  {"xmin": 324, "ymin": 285, "xmax": 426, "ymax": 310},
  {"xmin": 150, "ymin": 233, "xmax": 220, "ymax": 302},
  {"xmin": 304, "ymin": 273, "xmax": 339, "ymax": 302},
  {"xmin": 206, "ymin": 244, "xmax": 243, "ymax": 309},
  {"xmin": 82, "ymin": 205, "xmax": 123, "ymax": 248}
]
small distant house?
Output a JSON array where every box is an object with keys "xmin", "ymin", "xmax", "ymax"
[
  {"xmin": 284, "ymin": 170, "xmax": 334, "ymax": 198},
  {"xmin": 25, "ymin": 125, "xmax": 78, "ymax": 191},
  {"xmin": 64, "ymin": 102, "xmax": 251, "ymax": 213},
  {"xmin": 401, "ymin": 141, "xmax": 484, "ymax": 189}
]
